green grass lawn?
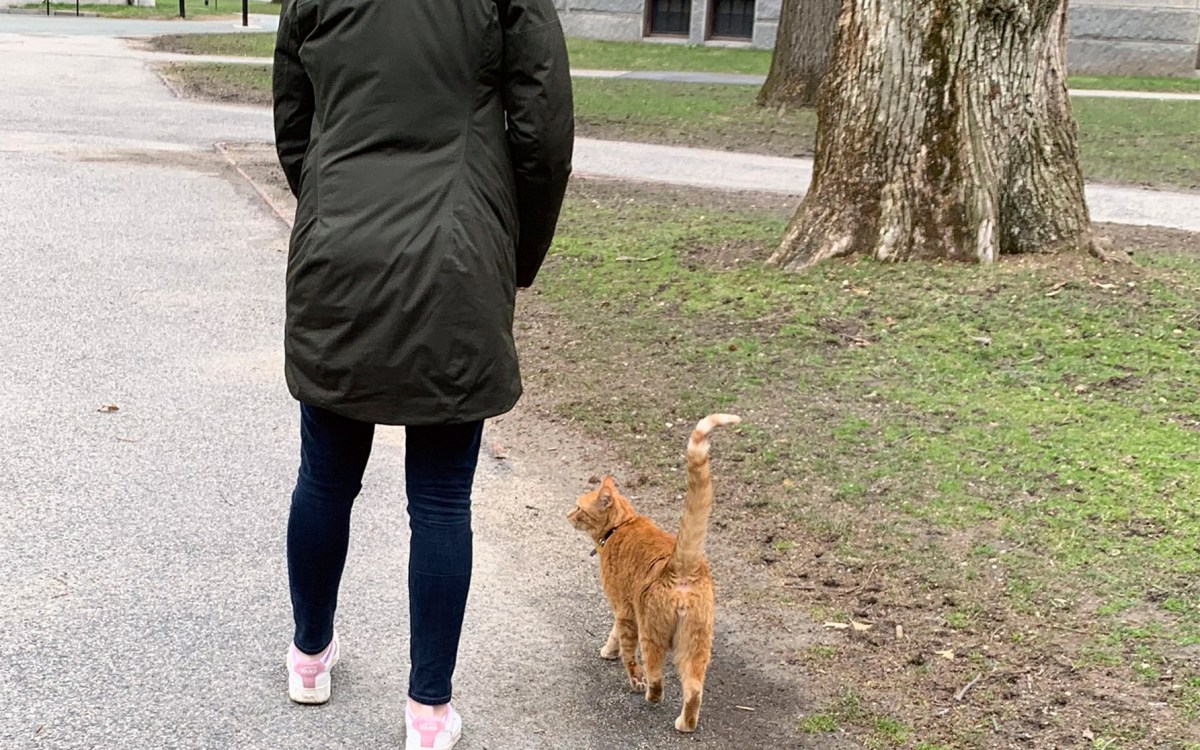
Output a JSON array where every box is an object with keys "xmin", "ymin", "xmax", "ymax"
[
  {"xmin": 568, "ymin": 38, "xmax": 771, "ymax": 74},
  {"xmin": 159, "ymin": 62, "xmax": 1200, "ymax": 190},
  {"xmin": 1072, "ymin": 96, "xmax": 1200, "ymax": 189},
  {"xmin": 1071, "ymin": 75, "xmax": 1200, "ymax": 94},
  {"xmin": 146, "ymin": 33, "xmax": 1200, "ymax": 96},
  {"xmin": 518, "ymin": 180, "xmax": 1200, "ymax": 747},
  {"xmin": 146, "ymin": 34, "xmax": 774, "ymax": 70},
  {"xmin": 30, "ymin": 0, "xmax": 278, "ymax": 18},
  {"xmin": 572, "ymin": 78, "xmax": 819, "ymax": 157}
]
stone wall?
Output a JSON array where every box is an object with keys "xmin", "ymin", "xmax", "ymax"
[
  {"xmin": 557, "ymin": 0, "xmax": 1200, "ymax": 76},
  {"xmin": 556, "ymin": 0, "xmax": 644, "ymax": 42},
  {"xmin": 1069, "ymin": 1, "xmax": 1200, "ymax": 76}
]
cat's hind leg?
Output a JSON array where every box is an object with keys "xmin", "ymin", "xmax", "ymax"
[
  {"xmin": 640, "ymin": 634, "xmax": 666, "ymax": 704},
  {"xmin": 672, "ymin": 614, "xmax": 713, "ymax": 732},
  {"xmin": 617, "ymin": 616, "xmax": 645, "ymax": 692},
  {"xmin": 674, "ymin": 654, "xmax": 708, "ymax": 732}
]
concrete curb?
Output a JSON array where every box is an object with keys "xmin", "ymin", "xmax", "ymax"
[{"xmin": 213, "ymin": 140, "xmax": 293, "ymax": 229}]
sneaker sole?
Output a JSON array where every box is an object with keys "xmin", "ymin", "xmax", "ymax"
[{"xmin": 404, "ymin": 727, "xmax": 461, "ymax": 750}]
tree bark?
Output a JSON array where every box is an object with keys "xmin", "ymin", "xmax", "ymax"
[
  {"xmin": 770, "ymin": 0, "xmax": 1094, "ymax": 270},
  {"xmin": 757, "ymin": 0, "xmax": 841, "ymax": 108}
]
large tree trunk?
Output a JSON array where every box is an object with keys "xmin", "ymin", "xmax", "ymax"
[
  {"xmin": 771, "ymin": 0, "xmax": 1094, "ymax": 270},
  {"xmin": 757, "ymin": 0, "xmax": 841, "ymax": 108}
]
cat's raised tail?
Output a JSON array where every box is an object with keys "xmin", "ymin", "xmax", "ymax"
[{"xmin": 670, "ymin": 413, "xmax": 742, "ymax": 576}]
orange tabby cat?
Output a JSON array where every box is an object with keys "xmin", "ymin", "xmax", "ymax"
[{"xmin": 568, "ymin": 413, "xmax": 741, "ymax": 733}]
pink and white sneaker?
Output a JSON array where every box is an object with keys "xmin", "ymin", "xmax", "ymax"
[
  {"xmin": 405, "ymin": 703, "xmax": 462, "ymax": 750},
  {"xmin": 287, "ymin": 632, "xmax": 340, "ymax": 704}
]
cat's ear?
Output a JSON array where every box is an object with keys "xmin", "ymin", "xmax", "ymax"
[{"xmin": 597, "ymin": 476, "xmax": 617, "ymax": 508}]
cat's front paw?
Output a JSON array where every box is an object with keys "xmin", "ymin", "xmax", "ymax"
[
  {"xmin": 599, "ymin": 642, "xmax": 620, "ymax": 660},
  {"xmin": 627, "ymin": 672, "xmax": 647, "ymax": 693}
]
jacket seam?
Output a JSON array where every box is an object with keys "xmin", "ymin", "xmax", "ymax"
[
  {"xmin": 445, "ymin": 8, "xmax": 492, "ymax": 241},
  {"xmin": 300, "ymin": 0, "xmax": 322, "ymax": 223}
]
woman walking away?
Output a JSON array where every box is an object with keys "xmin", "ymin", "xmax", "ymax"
[{"xmin": 272, "ymin": 0, "xmax": 573, "ymax": 747}]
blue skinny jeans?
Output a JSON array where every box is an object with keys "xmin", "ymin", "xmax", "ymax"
[{"xmin": 287, "ymin": 403, "xmax": 482, "ymax": 705}]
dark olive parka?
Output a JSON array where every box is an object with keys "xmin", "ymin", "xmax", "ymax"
[{"xmin": 273, "ymin": 0, "xmax": 574, "ymax": 425}]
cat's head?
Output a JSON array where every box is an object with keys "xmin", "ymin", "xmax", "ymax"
[{"xmin": 568, "ymin": 475, "xmax": 621, "ymax": 536}]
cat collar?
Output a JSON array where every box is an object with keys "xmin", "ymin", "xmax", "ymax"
[{"xmin": 591, "ymin": 519, "xmax": 633, "ymax": 557}]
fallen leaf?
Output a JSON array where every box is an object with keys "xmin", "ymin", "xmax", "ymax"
[
  {"xmin": 936, "ymin": 649, "xmax": 955, "ymax": 660},
  {"xmin": 97, "ymin": 404, "xmax": 119, "ymax": 413},
  {"xmin": 971, "ymin": 336, "xmax": 992, "ymax": 346},
  {"xmin": 823, "ymin": 622, "xmax": 851, "ymax": 630},
  {"xmin": 851, "ymin": 620, "xmax": 874, "ymax": 632}
]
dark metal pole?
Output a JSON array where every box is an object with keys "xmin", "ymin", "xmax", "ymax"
[
  {"xmin": 179, "ymin": 0, "xmax": 186, "ymax": 19},
  {"xmin": 242, "ymin": 0, "xmax": 247, "ymax": 27},
  {"xmin": 45, "ymin": 0, "xmax": 49, "ymax": 16},
  {"xmin": 75, "ymin": 0, "xmax": 79, "ymax": 16}
]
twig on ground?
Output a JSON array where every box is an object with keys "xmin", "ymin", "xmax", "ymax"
[
  {"xmin": 838, "ymin": 332, "xmax": 872, "ymax": 347},
  {"xmin": 783, "ymin": 582, "xmax": 816, "ymax": 590},
  {"xmin": 841, "ymin": 563, "xmax": 880, "ymax": 597},
  {"xmin": 615, "ymin": 253, "xmax": 664, "ymax": 263},
  {"xmin": 1047, "ymin": 623, "xmax": 1090, "ymax": 635},
  {"xmin": 955, "ymin": 673, "xmax": 983, "ymax": 702}
]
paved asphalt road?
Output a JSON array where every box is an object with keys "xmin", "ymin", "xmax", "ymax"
[
  {"xmin": 0, "ymin": 26, "xmax": 831, "ymax": 750},
  {"xmin": 0, "ymin": 10, "xmax": 278, "ymax": 34}
]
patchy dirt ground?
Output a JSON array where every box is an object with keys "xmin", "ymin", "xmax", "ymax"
[
  {"xmin": 221, "ymin": 143, "xmax": 1200, "ymax": 750},
  {"xmin": 516, "ymin": 194, "xmax": 1200, "ymax": 748},
  {"xmin": 157, "ymin": 62, "xmax": 273, "ymax": 107}
]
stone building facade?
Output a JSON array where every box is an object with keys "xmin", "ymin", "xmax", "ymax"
[
  {"xmin": 558, "ymin": 0, "xmax": 783, "ymax": 49},
  {"xmin": 555, "ymin": 0, "xmax": 1200, "ymax": 76}
]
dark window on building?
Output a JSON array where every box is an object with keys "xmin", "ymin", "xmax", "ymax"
[
  {"xmin": 648, "ymin": 0, "xmax": 691, "ymax": 36},
  {"xmin": 709, "ymin": 0, "xmax": 754, "ymax": 39}
]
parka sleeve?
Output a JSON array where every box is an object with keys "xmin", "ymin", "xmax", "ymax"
[
  {"xmin": 499, "ymin": 0, "xmax": 575, "ymax": 288},
  {"xmin": 273, "ymin": 0, "xmax": 316, "ymax": 198}
]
